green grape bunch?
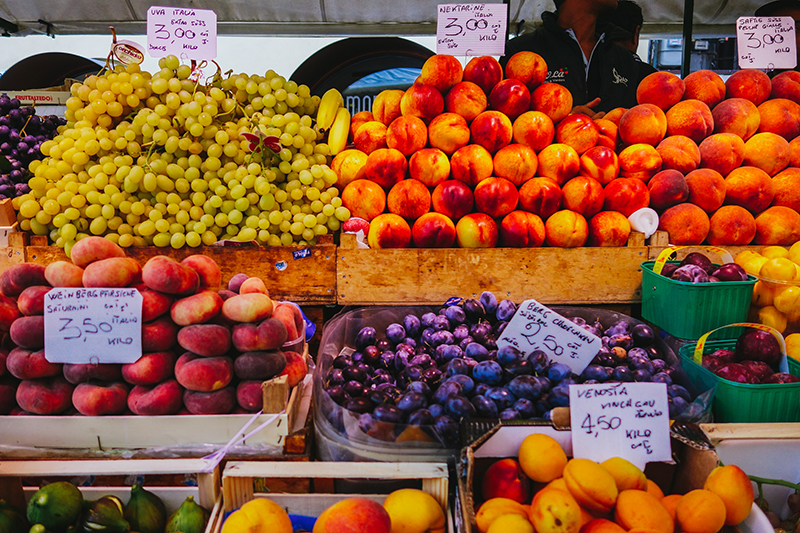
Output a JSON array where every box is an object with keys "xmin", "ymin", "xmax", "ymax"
[{"xmin": 13, "ymin": 55, "xmax": 352, "ymax": 256}]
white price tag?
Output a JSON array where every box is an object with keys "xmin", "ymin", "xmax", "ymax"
[
  {"xmin": 736, "ymin": 16, "xmax": 797, "ymax": 70},
  {"xmin": 569, "ymin": 382, "xmax": 671, "ymax": 470},
  {"xmin": 44, "ymin": 288, "xmax": 143, "ymax": 364},
  {"xmin": 147, "ymin": 6, "xmax": 217, "ymax": 61},
  {"xmin": 496, "ymin": 299, "xmax": 600, "ymax": 375},
  {"xmin": 437, "ymin": 3, "xmax": 507, "ymax": 56}
]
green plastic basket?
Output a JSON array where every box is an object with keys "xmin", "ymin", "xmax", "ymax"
[
  {"xmin": 641, "ymin": 260, "xmax": 756, "ymax": 340},
  {"xmin": 679, "ymin": 339, "xmax": 800, "ymax": 423}
]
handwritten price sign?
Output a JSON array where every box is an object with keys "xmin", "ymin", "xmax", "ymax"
[
  {"xmin": 496, "ymin": 299, "xmax": 601, "ymax": 375},
  {"xmin": 437, "ymin": 3, "xmax": 507, "ymax": 56},
  {"xmin": 569, "ymin": 382, "xmax": 671, "ymax": 469},
  {"xmin": 736, "ymin": 16, "xmax": 796, "ymax": 69},
  {"xmin": 147, "ymin": 6, "xmax": 217, "ymax": 61},
  {"xmin": 44, "ymin": 288, "xmax": 143, "ymax": 364}
]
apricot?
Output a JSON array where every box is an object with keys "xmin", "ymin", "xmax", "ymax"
[
  {"xmin": 712, "ymin": 98, "xmax": 760, "ymax": 140},
  {"xmin": 772, "ymin": 167, "xmax": 800, "ymax": 211},
  {"xmin": 518, "ymin": 177, "xmax": 563, "ymax": 219},
  {"xmin": 723, "ymin": 166, "xmax": 774, "ymax": 214},
  {"xmin": 603, "ymin": 177, "xmax": 650, "ymax": 218},
  {"xmin": 656, "ymin": 135, "xmax": 701, "ymax": 174},
  {"xmin": 699, "ymin": 133, "xmax": 746, "ymax": 176},
  {"xmin": 707, "ymin": 205, "xmax": 757, "ymax": 246},
  {"xmin": 727, "ymin": 69, "xmax": 772, "ymax": 105},
  {"xmin": 493, "ymin": 143, "xmax": 538, "ymax": 186},
  {"xmin": 703, "ymin": 464, "xmax": 755, "ymax": 525},
  {"xmin": 648, "ymin": 169, "xmax": 689, "ymax": 212},
  {"xmin": 487, "ymin": 513, "xmax": 534, "ymax": 533},
  {"xmin": 683, "ymin": 69, "xmax": 726, "ymax": 109},
  {"xmin": 588, "ymin": 211, "xmax": 631, "ymax": 247},
  {"xmin": 685, "ymin": 168, "xmax": 726, "ymax": 213},
  {"xmin": 372, "ymin": 89, "xmax": 404, "ymax": 126},
  {"xmin": 665, "ymin": 99, "xmax": 713, "ymax": 143},
  {"xmin": 758, "ymin": 98, "xmax": 800, "ymax": 141},
  {"xmin": 562, "ymin": 458, "xmax": 618, "ymax": 514},
  {"xmin": 545, "ymin": 210, "xmax": 589, "ymax": 248},
  {"xmin": 529, "ymin": 488, "xmax": 582, "ymax": 533},
  {"xmin": 660, "ymin": 494, "xmax": 682, "ymax": 519},
  {"xmin": 537, "ymin": 143, "xmax": 581, "ymax": 185},
  {"xmin": 743, "ymin": 132, "xmax": 791, "ymax": 175},
  {"xmin": 513, "ymin": 110, "xmax": 556, "ymax": 152},
  {"xmin": 364, "ymin": 147, "xmax": 408, "ymax": 190},
  {"xmin": 613, "ymin": 489, "xmax": 674, "ymax": 533},
  {"xmin": 386, "ymin": 115, "xmax": 427, "ymax": 157},
  {"xmin": 618, "ymin": 143, "xmax": 663, "ymax": 182},
  {"xmin": 600, "ymin": 457, "xmax": 647, "ymax": 491},
  {"xmin": 645, "ymin": 479, "xmax": 665, "ymax": 500},
  {"xmin": 387, "ymin": 179, "xmax": 432, "ymax": 221},
  {"xmin": 637, "ymin": 71, "xmax": 685, "ymax": 111},
  {"xmin": 341, "ymin": 178, "xmax": 387, "ymax": 222},
  {"xmin": 754, "ymin": 206, "xmax": 800, "ymax": 245},
  {"xmin": 518, "ymin": 433, "xmax": 568, "ymax": 483},
  {"xmin": 313, "ymin": 497, "xmax": 391, "ymax": 533},
  {"xmin": 579, "ymin": 518, "xmax": 627, "ymax": 533},
  {"xmin": 353, "ymin": 120, "xmax": 388, "ymax": 155},
  {"xmin": 674, "ymin": 489, "xmax": 726, "ymax": 533},
  {"xmin": 658, "ymin": 203, "xmax": 710, "ymax": 245},
  {"xmin": 619, "ymin": 104, "xmax": 668, "ymax": 146}
]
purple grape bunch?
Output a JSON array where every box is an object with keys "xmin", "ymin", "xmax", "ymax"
[
  {"xmin": 0, "ymin": 94, "xmax": 66, "ymax": 199},
  {"xmin": 323, "ymin": 295, "xmax": 693, "ymax": 447}
]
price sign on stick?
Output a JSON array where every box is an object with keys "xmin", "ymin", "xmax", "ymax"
[
  {"xmin": 569, "ymin": 382, "xmax": 671, "ymax": 470},
  {"xmin": 736, "ymin": 16, "xmax": 797, "ymax": 69},
  {"xmin": 437, "ymin": 3, "xmax": 508, "ymax": 56},
  {"xmin": 496, "ymin": 299, "xmax": 601, "ymax": 375},
  {"xmin": 44, "ymin": 288, "xmax": 143, "ymax": 364},
  {"xmin": 147, "ymin": 6, "xmax": 217, "ymax": 61}
]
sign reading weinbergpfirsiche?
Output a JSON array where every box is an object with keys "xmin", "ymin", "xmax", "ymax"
[
  {"xmin": 147, "ymin": 6, "xmax": 217, "ymax": 61},
  {"xmin": 736, "ymin": 16, "xmax": 797, "ymax": 70},
  {"xmin": 436, "ymin": 3, "xmax": 508, "ymax": 56},
  {"xmin": 43, "ymin": 288, "xmax": 143, "ymax": 364}
]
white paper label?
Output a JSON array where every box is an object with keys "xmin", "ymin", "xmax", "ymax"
[
  {"xmin": 147, "ymin": 6, "xmax": 217, "ymax": 61},
  {"xmin": 496, "ymin": 299, "xmax": 601, "ymax": 375},
  {"xmin": 44, "ymin": 288, "xmax": 143, "ymax": 364},
  {"xmin": 436, "ymin": 3, "xmax": 507, "ymax": 56},
  {"xmin": 736, "ymin": 16, "xmax": 797, "ymax": 70},
  {"xmin": 569, "ymin": 382, "xmax": 671, "ymax": 470}
]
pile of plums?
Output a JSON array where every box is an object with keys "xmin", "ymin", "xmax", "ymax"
[
  {"xmin": 702, "ymin": 328, "xmax": 800, "ymax": 384},
  {"xmin": 659, "ymin": 252, "xmax": 750, "ymax": 283},
  {"xmin": 319, "ymin": 293, "xmax": 695, "ymax": 448}
]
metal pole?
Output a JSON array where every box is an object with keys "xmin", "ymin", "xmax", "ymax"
[{"xmin": 681, "ymin": 0, "xmax": 694, "ymax": 77}]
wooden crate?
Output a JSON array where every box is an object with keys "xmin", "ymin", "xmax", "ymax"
[
  {"xmin": 0, "ymin": 458, "xmax": 221, "ymax": 533},
  {"xmin": 211, "ymin": 461, "xmax": 452, "ymax": 532},
  {"xmin": 0, "ymin": 365, "xmax": 313, "ymax": 454},
  {"xmin": 336, "ymin": 233, "xmax": 650, "ymax": 306}
]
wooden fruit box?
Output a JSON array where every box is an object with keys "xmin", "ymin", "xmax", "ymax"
[
  {"xmin": 336, "ymin": 232, "xmax": 652, "ymax": 306},
  {"xmin": 0, "ymin": 458, "xmax": 221, "ymax": 533},
  {"xmin": 0, "ymin": 233, "xmax": 338, "ymax": 304},
  {"xmin": 0, "ymin": 363, "xmax": 313, "ymax": 456},
  {"xmin": 209, "ymin": 461, "xmax": 453, "ymax": 533}
]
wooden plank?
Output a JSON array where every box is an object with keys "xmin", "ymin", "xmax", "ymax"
[
  {"xmin": 338, "ymin": 237, "xmax": 649, "ymax": 305},
  {"xmin": 21, "ymin": 240, "xmax": 337, "ymax": 304},
  {"xmin": 700, "ymin": 423, "xmax": 800, "ymax": 445}
]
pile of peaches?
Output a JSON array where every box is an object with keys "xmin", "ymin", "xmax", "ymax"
[
  {"xmin": 474, "ymin": 433, "xmax": 755, "ymax": 533},
  {"xmin": 0, "ymin": 236, "xmax": 308, "ymax": 417},
  {"xmin": 334, "ymin": 52, "xmax": 800, "ymax": 248}
]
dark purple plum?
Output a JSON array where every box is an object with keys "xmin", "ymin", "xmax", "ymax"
[
  {"xmin": 327, "ymin": 368, "xmax": 345, "ymax": 386},
  {"xmin": 668, "ymin": 384, "xmax": 691, "ymax": 401},
  {"xmin": 406, "ymin": 380, "xmax": 432, "ymax": 397},
  {"xmin": 593, "ymin": 352, "xmax": 616, "ymax": 367},
  {"xmin": 480, "ymin": 291, "xmax": 498, "ymax": 315},
  {"xmin": 463, "ymin": 357, "xmax": 479, "ymax": 370},
  {"xmin": 403, "ymin": 337, "xmax": 417, "ymax": 348},
  {"xmin": 433, "ymin": 415, "xmax": 459, "ymax": 447},
  {"xmin": 421, "ymin": 312, "xmax": 437, "ymax": 328},
  {"xmin": 436, "ymin": 344, "xmax": 463, "ymax": 363},
  {"xmin": 432, "ymin": 380, "xmax": 463, "ymax": 404},
  {"xmin": 453, "ymin": 324, "xmax": 470, "ymax": 342},
  {"xmin": 484, "ymin": 336, "xmax": 497, "ymax": 351},
  {"xmin": 421, "ymin": 366, "xmax": 444, "ymax": 387},
  {"xmin": 628, "ymin": 347, "xmax": 649, "ymax": 360},
  {"xmin": 416, "ymin": 344, "xmax": 433, "ymax": 356},
  {"xmin": 342, "ymin": 366, "xmax": 368, "ymax": 383},
  {"xmin": 547, "ymin": 385, "xmax": 571, "ymax": 407},
  {"xmin": 446, "ymin": 374, "xmax": 475, "ymax": 395},
  {"xmin": 762, "ymin": 372, "xmax": 800, "ymax": 383},
  {"xmin": 652, "ymin": 372, "xmax": 672, "ymax": 385},
  {"xmin": 376, "ymin": 338, "xmax": 392, "ymax": 352},
  {"xmin": 580, "ymin": 364, "xmax": 611, "ymax": 382},
  {"xmin": 358, "ymin": 413, "xmax": 376, "ymax": 434},
  {"xmin": 445, "ymin": 395, "xmax": 476, "ymax": 420},
  {"xmin": 499, "ymin": 408, "xmax": 521, "ymax": 420},
  {"xmin": 429, "ymin": 330, "xmax": 454, "ymax": 347},
  {"xmin": 333, "ymin": 354, "xmax": 354, "ymax": 369},
  {"xmin": 680, "ymin": 251, "xmax": 714, "ymax": 273},
  {"xmin": 380, "ymin": 350, "xmax": 396, "ymax": 370},
  {"xmin": 326, "ymin": 385, "xmax": 350, "ymax": 405},
  {"xmin": 373, "ymin": 403, "xmax": 404, "ymax": 423},
  {"xmin": 396, "ymin": 391, "xmax": 428, "ymax": 412},
  {"xmin": 363, "ymin": 346, "xmax": 381, "ymax": 365},
  {"xmin": 632, "ymin": 368, "xmax": 653, "ymax": 381},
  {"xmin": 716, "ymin": 363, "xmax": 760, "ymax": 384},
  {"xmin": 345, "ymin": 397, "xmax": 373, "ymax": 414},
  {"xmin": 403, "ymin": 365, "xmax": 424, "ymax": 383},
  {"xmin": 465, "ymin": 342, "xmax": 490, "ymax": 361},
  {"xmin": 546, "ymin": 363, "xmax": 572, "ymax": 382},
  {"xmin": 428, "ymin": 403, "xmax": 445, "ymax": 417},
  {"xmin": 631, "ymin": 323, "xmax": 655, "ymax": 346},
  {"xmin": 473, "ymin": 360, "xmax": 503, "ymax": 385},
  {"xmin": 513, "ymin": 398, "xmax": 536, "ymax": 419},
  {"xmin": 528, "ymin": 350, "xmax": 550, "ymax": 373},
  {"xmin": 651, "ymin": 358, "xmax": 668, "ymax": 372},
  {"xmin": 394, "ymin": 350, "xmax": 411, "ymax": 373},
  {"xmin": 386, "ymin": 323, "xmax": 406, "ymax": 344},
  {"xmin": 355, "ymin": 326, "xmax": 377, "ymax": 350},
  {"xmin": 432, "ymin": 314, "xmax": 450, "ymax": 331},
  {"xmin": 445, "ymin": 305, "xmax": 467, "ymax": 326},
  {"xmin": 712, "ymin": 262, "xmax": 748, "ymax": 281},
  {"xmin": 503, "ymin": 360, "xmax": 533, "ymax": 380},
  {"xmin": 463, "ymin": 299, "xmax": 486, "ymax": 321},
  {"xmin": 508, "ymin": 375, "xmax": 543, "ymax": 400},
  {"xmin": 446, "ymin": 358, "xmax": 470, "ymax": 376},
  {"xmin": 421, "ymin": 327, "xmax": 436, "ymax": 346},
  {"xmin": 474, "ymin": 382, "xmax": 492, "ymax": 397},
  {"xmin": 612, "ymin": 365, "xmax": 634, "ymax": 382},
  {"xmin": 736, "ymin": 329, "xmax": 782, "ymax": 368},
  {"xmin": 367, "ymin": 388, "xmax": 393, "ymax": 406},
  {"xmin": 609, "ymin": 333, "xmax": 634, "ymax": 350},
  {"xmin": 672, "ymin": 264, "xmax": 709, "ymax": 283},
  {"xmin": 486, "ymin": 387, "xmax": 515, "ymax": 410},
  {"xmin": 459, "ymin": 336, "xmax": 475, "ymax": 351},
  {"xmin": 408, "ymin": 408, "xmax": 435, "ymax": 426},
  {"xmin": 497, "ymin": 345, "xmax": 521, "ymax": 365},
  {"xmin": 368, "ymin": 369, "xmax": 393, "ymax": 387},
  {"xmin": 494, "ymin": 321, "xmax": 509, "ymax": 336},
  {"xmin": 410, "ymin": 353, "xmax": 434, "ymax": 368},
  {"xmin": 472, "ymin": 395, "xmax": 499, "ymax": 418},
  {"xmin": 739, "ymin": 360, "xmax": 774, "ymax": 382},
  {"xmin": 469, "ymin": 322, "xmax": 493, "ymax": 344},
  {"xmin": 344, "ymin": 380, "xmax": 368, "ymax": 397},
  {"xmin": 629, "ymin": 356, "xmax": 655, "ymax": 375},
  {"xmin": 496, "ymin": 299, "xmax": 517, "ymax": 322},
  {"xmin": 668, "ymin": 396, "xmax": 690, "ymax": 418}
]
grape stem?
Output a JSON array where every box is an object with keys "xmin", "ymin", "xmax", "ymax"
[{"xmin": 748, "ymin": 474, "xmax": 800, "ymax": 509}]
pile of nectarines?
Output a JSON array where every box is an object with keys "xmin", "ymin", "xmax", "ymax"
[
  {"xmin": 335, "ymin": 53, "xmax": 800, "ymax": 249},
  {"xmin": 0, "ymin": 236, "xmax": 308, "ymax": 416},
  {"xmin": 475, "ymin": 433, "xmax": 755, "ymax": 533}
]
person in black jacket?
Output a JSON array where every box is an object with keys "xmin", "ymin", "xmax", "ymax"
[{"xmin": 501, "ymin": 0, "xmax": 653, "ymax": 118}]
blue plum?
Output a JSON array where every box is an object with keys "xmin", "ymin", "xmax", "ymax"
[
  {"xmin": 632, "ymin": 323, "xmax": 655, "ymax": 346},
  {"xmin": 385, "ymin": 323, "xmax": 406, "ymax": 344},
  {"xmin": 408, "ymin": 408, "xmax": 435, "ymax": 426},
  {"xmin": 469, "ymin": 322, "xmax": 493, "ymax": 344},
  {"xmin": 433, "ymin": 415, "xmax": 459, "ymax": 447},
  {"xmin": 446, "ymin": 358, "xmax": 470, "ymax": 376},
  {"xmin": 420, "ymin": 312, "xmax": 437, "ymax": 328},
  {"xmin": 463, "ymin": 299, "xmax": 486, "ymax": 322},
  {"xmin": 548, "ymin": 385, "xmax": 571, "ymax": 407},
  {"xmin": 453, "ymin": 324, "xmax": 470, "ymax": 342},
  {"xmin": 421, "ymin": 366, "xmax": 444, "ymax": 387},
  {"xmin": 433, "ymin": 380, "xmax": 464, "ymax": 404},
  {"xmin": 406, "ymin": 380, "xmax": 432, "ymax": 397},
  {"xmin": 497, "ymin": 345, "xmax": 521, "ymax": 365},
  {"xmin": 430, "ymin": 330, "xmax": 455, "ymax": 347},
  {"xmin": 503, "ymin": 360, "xmax": 533, "ymax": 380},
  {"xmin": 513, "ymin": 398, "xmax": 536, "ymax": 418},
  {"xmin": 428, "ymin": 403, "xmax": 445, "ymax": 417},
  {"xmin": 581, "ymin": 364, "xmax": 612, "ymax": 382},
  {"xmin": 459, "ymin": 336, "xmax": 475, "ymax": 351},
  {"xmin": 473, "ymin": 360, "xmax": 503, "ymax": 385},
  {"xmin": 354, "ymin": 326, "xmax": 377, "ymax": 351},
  {"xmin": 472, "ymin": 395, "xmax": 499, "ymax": 418},
  {"xmin": 465, "ymin": 342, "xmax": 490, "ymax": 361},
  {"xmin": 668, "ymin": 384, "xmax": 691, "ymax": 402},
  {"xmin": 445, "ymin": 395, "xmax": 477, "ymax": 420},
  {"xmin": 410, "ymin": 353, "xmax": 435, "ymax": 369},
  {"xmin": 528, "ymin": 350, "xmax": 550, "ymax": 373},
  {"xmin": 652, "ymin": 372, "xmax": 672, "ymax": 385},
  {"xmin": 546, "ymin": 363, "xmax": 573, "ymax": 382},
  {"xmin": 508, "ymin": 375, "xmax": 543, "ymax": 401},
  {"xmin": 325, "ymin": 385, "xmax": 349, "ymax": 405},
  {"xmin": 421, "ymin": 327, "xmax": 436, "ymax": 346},
  {"xmin": 345, "ymin": 397, "xmax": 373, "ymax": 414},
  {"xmin": 373, "ymin": 403, "xmax": 404, "ymax": 423},
  {"xmin": 396, "ymin": 391, "xmax": 428, "ymax": 412},
  {"xmin": 436, "ymin": 344, "xmax": 463, "ymax": 363},
  {"xmin": 496, "ymin": 299, "xmax": 517, "ymax": 322},
  {"xmin": 499, "ymin": 408, "xmax": 521, "ymax": 420},
  {"xmin": 403, "ymin": 365, "xmax": 424, "ymax": 383},
  {"xmin": 668, "ymin": 396, "xmax": 689, "ymax": 418},
  {"xmin": 432, "ymin": 314, "xmax": 451, "ymax": 331},
  {"xmin": 327, "ymin": 368, "xmax": 345, "ymax": 386},
  {"xmin": 333, "ymin": 354, "xmax": 353, "ymax": 369},
  {"xmin": 480, "ymin": 291, "xmax": 498, "ymax": 315},
  {"xmin": 474, "ymin": 382, "xmax": 492, "ymax": 397},
  {"xmin": 486, "ymin": 387, "xmax": 516, "ymax": 410},
  {"xmin": 344, "ymin": 380, "xmax": 368, "ymax": 398},
  {"xmin": 632, "ymin": 368, "xmax": 653, "ymax": 382},
  {"xmin": 367, "ymin": 388, "xmax": 393, "ymax": 406},
  {"xmin": 446, "ymin": 374, "xmax": 475, "ymax": 395},
  {"xmin": 445, "ymin": 305, "xmax": 467, "ymax": 326},
  {"xmin": 612, "ymin": 365, "xmax": 634, "ymax": 382}
]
